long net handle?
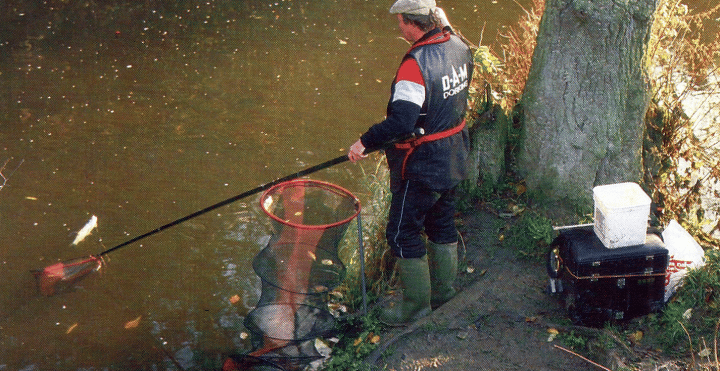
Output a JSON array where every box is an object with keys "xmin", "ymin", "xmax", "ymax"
[
  {"xmin": 97, "ymin": 132, "xmax": 417, "ymax": 257},
  {"xmin": 98, "ymin": 155, "xmax": 348, "ymax": 257},
  {"xmin": 357, "ymin": 212, "xmax": 368, "ymax": 316}
]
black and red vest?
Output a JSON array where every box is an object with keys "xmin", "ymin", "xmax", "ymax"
[{"xmin": 386, "ymin": 28, "xmax": 473, "ymax": 192}]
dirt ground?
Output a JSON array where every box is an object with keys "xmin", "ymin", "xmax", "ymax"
[{"xmin": 362, "ymin": 208, "xmax": 619, "ymax": 371}]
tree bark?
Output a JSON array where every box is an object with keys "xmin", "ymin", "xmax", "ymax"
[{"xmin": 518, "ymin": 0, "xmax": 658, "ymax": 203}]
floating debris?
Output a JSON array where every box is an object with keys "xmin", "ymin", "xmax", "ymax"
[
  {"xmin": 66, "ymin": 323, "xmax": 78, "ymax": 334},
  {"xmin": 72, "ymin": 215, "xmax": 97, "ymax": 245},
  {"xmin": 124, "ymin": 316, "xmax": 142, "ymax": 329}
]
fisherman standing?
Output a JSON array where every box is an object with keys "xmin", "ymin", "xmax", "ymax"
[{"xmin": 348, "ymin": 0, "xmax": 473, "ymax": 325}]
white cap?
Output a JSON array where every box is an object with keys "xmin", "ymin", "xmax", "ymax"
[{"xmin": 389, "ymin": 0, "xmax": 437, "ymax": 15}]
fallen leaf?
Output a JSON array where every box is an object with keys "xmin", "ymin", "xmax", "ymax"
[
  {"xmin": 321, "ymin": 259, "xmax": 334, "ymax": 266},
  {"xmin": 66, "ymin": 323, "xmax": 78, "ymax": 334},
  {"xmin": 629, "ymin": 330, "xmax": 643, "ymax": 343},
  {"xmin": 307, "ymin": 251, "xmax": 317, "ymax": 261},
  {"xmin": 547, "ymin": 327, "xmax": 559, "ymax": 342},
  {"xmin": 229, "ymin": 295, "xmax": 240, "ymax": 304},
  {"xmin": 370, "ymin": 335, "xmax": 381, "ymax": 344},
  {"xmin": 683, "ymin": 308, "xmax": 693, "ymax": 320},
  {"xmin": 510, "ymin": 204, "xmax": 525, "ymax": 215},
  {"xmin": 240, "ymin": 332, "xmax": 249, "ymax": 340},
  {"xmin": 124, "ymin": 316, "xmax": 142, "ymax": 329},
  {"xmin": 525, "ymin": 316, "xmax": 538, "ymax": 323},
  {"xmin": 328, "ymin": 303, "xmax": 347, "ymax": 313},
  {"xmin": 25, "ymin": 196, "xmax": 38, "ymax": 201},
  {"xmin": 353, "ymin": 337, "xmax": 363, "ymax": 346}
]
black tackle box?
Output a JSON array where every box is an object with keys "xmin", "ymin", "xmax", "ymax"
[{"xmin": 547, "ymin": 226, "xmax": 668, "ymax": 326}]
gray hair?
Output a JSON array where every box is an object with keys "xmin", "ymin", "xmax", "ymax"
[{"xmin": 401, "ymin": 13, "xmax": 440, "ymax": 32}]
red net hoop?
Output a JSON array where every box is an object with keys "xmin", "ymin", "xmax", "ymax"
[{"xmin": 260, "ymin": 179, "xmax": 360, "ymax": 230}]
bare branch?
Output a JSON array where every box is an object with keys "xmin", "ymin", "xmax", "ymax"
[{"xmin": 0, "ymin": 158, "xmax": 25, "ymax": 191}]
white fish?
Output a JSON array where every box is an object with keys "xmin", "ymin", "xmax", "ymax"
[{"xmin": 72, "ymin": 215, "xmax": 98, "ymax": 245}]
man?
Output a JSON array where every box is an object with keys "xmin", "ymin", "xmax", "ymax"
[{"xmin": 348, "ymin": 0, "xmax": 473, "ymax": 325}]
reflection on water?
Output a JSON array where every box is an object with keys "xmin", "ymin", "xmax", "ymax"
[{"xmin": 0, "ymin": 0, "xmax": 716, "ymax": 369}]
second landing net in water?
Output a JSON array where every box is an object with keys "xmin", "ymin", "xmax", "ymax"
[
  {"xmin": 33, "ymin": 256, "xmax": 103, "ymax": 296},
  {"xmin": 33, "ymin": 215, "xmax": 103, "ymax": 296}
]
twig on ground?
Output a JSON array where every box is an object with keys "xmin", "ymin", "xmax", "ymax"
[
  {"xmin": 553, "ymin": 344, "xmax": 611, "ymax": 371},
  {"xmin": 714, "ymin": 318, "xmax": 720, "ymax": 370},
  {"xmin": 679, "ymin": 320, "xmax": 697, "ymax": 368}
]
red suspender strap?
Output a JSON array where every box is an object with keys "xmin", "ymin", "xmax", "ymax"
[{"xmin": 394, "ymin": 118, "xmax": 466, "ymax": 179}]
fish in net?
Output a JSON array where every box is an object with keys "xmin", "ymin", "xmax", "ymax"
[{"xmin": 225, "ymin": 179, "xmax": 360, "ymax": 371}]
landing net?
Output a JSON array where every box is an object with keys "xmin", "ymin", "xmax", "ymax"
[
  {"xmin": 32, "ymin": 256, "xmax": 103, "ymax": 296},
  {"xmin": 239, "ymin": 179, "xmax": 360, "ymax": 370}
]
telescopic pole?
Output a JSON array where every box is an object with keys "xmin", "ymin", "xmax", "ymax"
[{"xmin": 356, "ymin": 212, "xmax": 368, "ymax": 316}]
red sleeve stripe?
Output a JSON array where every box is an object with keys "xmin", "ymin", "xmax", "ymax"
[
  {"xmin": 392, "ymin": 58, "xmax": 425, "ymax": 107},
  {"xmin": 395, "ymin": 58, "xmax": 424, "ymax": 85}
]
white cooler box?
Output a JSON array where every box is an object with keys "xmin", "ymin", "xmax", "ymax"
[{"xmin": 593, "ymin": 182, "xmax": 651, "ymax": 248}]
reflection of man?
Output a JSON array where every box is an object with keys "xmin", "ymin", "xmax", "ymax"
[{"xmin": 348, "ymin": 0, "xmax": 473, "ymax": 325}]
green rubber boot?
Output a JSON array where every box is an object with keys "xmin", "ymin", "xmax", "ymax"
[
  {"xmin": 428, "ymin": 241, "xmax": 458, "ymax": 308},
  {"xmin": 380, "ymin": 256, "xmax": 432, "ymax": 326}
]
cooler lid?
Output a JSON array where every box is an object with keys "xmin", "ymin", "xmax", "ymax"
[{"xmin": 561, "ymin": 228, "xmax": 667, "ymax": 267}]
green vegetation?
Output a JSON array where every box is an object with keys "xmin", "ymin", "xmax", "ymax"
[
  {"xmin": 463, "ymin": 0, "xmax": 720, "ymax": 369},
  {"xmin": 320, "ymin": 311, "xmax": 386, "ymax": 371},
  {"xmin": 652, "ymin": 250, "xmax": 720, "ymax": 353},
  {"xmin": 558, "ymin": 330, "xmax": 588, "ymax": 351},
  {"xmin": 502, "ymin": 211, "xmax": 554, "ymax": 260},
  {"xmin": 336, "ymin": 152, "xmax": 396, "ymax": 313},
  {"xmin": 643, "ymin": 0, "xmax": 720, "ymax": 247},
  {"xmin": 326, "ymin": 153, "xmax": 393, "ymax": 371}
]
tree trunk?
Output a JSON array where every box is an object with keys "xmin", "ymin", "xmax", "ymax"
[{"xmin": 518, "ymin": 0, "xmax": 658, "ymax": 204}]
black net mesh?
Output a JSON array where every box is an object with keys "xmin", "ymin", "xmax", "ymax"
[
  {"xmin": 252, "ymin": 241, "xmax": 345, "ymax": 295},
  {"xmin": 225, "ymin": 355, "xmax": 286, "ymax": 371},
  {"xmin": 239, "ymin": 180, "xmax": 360, "ymax": 370}
]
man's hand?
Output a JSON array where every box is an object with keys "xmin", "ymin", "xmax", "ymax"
[{"xmin": 348, "ymin": 139, "xmax": 367, "ymax": 163}]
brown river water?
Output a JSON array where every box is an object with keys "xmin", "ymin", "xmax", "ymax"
[{"xmin": 0, "ymin": 0, "xmax": 716, "ymax": 369}]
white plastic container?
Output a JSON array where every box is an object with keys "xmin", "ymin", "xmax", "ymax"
[{"xmin": 593, "ymin": 182, "xmax": 651, "ymax": 248}]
